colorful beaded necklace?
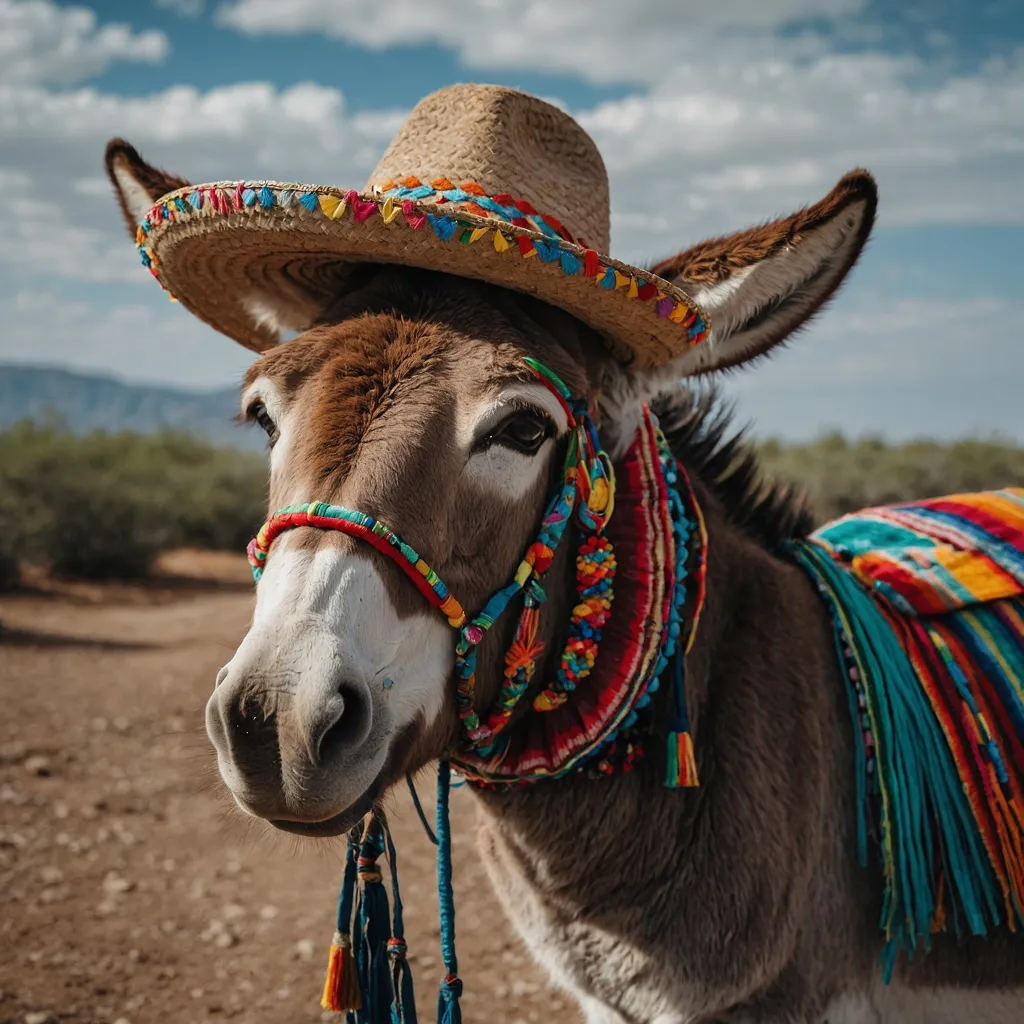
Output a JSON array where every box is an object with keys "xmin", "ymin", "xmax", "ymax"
[{"xmin": 246, "ymin": 358, "xmax": 708, "ymax": 1023}]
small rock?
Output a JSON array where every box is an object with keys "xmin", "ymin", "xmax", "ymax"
[
  {"xmin": 113, "ymin": 1018, "xmax": 132, "ymax": 1024},
  {"xmin": 52, "ymin": 802, "xmax": 69, "ymax": 820},
  {"xmin": 199, "ymin": 919, "xmax": 237, "ymax": 948},
  {"xmin": 24, "ymin": 756, "xmax": 51, "ymax": 777},
  {"xmin": 38, "ymin": 886, "xmax": 68, "ymax": 905},
  {"xmin": 275, "ymin": 988, "xmax": 291, "ymax": 1000},
  {"xmin": 190, "ymin": 989, "xmax": 205, "ymax": 1000},
  {"xmin": 220, "ymin": 902, "xmax": 245, "ymax": 921},
  {"xmin": 102, "ymin": 871, "xmax": 133, "ymax": 895},
  {"xmin": 39, "ymin": 865, "xmax": 63, "ymax": 885},
  {"xmin": 91, "ymin": 718, "xmax": 108, "ymax": 732},
  {"xmin": 294, "ymin": 938, "xmax": 315, "ymax": 961},
  {"xmin": 24, "ymin": 1012, "xmax": 56, "ymax": 1024},
  {"xmin": 113, "ymin": 716, "xmax": 130, "ymax": 732},
  {"xmin": 258, "ymin": 904, "xmax": 277, "ymax": 921}
]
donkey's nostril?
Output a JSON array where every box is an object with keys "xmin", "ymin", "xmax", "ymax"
[
  {"xmin": 310, "ymin": 684, "xmax": 371, "ymax": 766},
  {"xmin": 225, "ymin": 695, "xmax": 277, "ymax": 746},
  {"xmin": 215, "ymin": 665, "xmax": 230, "ymax": 688}
]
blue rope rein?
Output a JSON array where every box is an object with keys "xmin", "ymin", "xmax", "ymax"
[
  {"xmin": 384, "ymin": 825, "xmax": 418, "ymax": 1024},
  {"xmin": 435, "ymin": 762, "xmax": 462, "ymax": 1024}
]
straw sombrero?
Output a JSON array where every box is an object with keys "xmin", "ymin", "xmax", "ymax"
[{"xmin": 132, "ymin": 83, "xmax": 709, "ymax": 367}]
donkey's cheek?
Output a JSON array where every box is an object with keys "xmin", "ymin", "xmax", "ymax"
[{"xmin": 463, "ymin": 441, "xmax": 552, "ymax": 500}]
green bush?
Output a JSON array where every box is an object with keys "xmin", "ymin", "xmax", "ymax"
[
  {"xmin": 1, "ymin": 418, "xmax": 1021, "ymax": 586},
  {"xmin": 0, "ymin": 421, "xmax": 267, "ymax": 582},
  {"xmin": 758, "ymin": 433, "xmax": 1024, "ymax": 524}
]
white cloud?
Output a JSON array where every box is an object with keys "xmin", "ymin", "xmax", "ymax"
[
  {"xmin": 1, "ymin": 0, "xmax": 1021, "ymax": 433},
  {"xmin": 0, "ymin": 0, "xmax": 168, "ymax": 86},
  {"xmin": 215, "ymin": 0, "xmax": 866, "ymax": 86},
  {"xmin": 584, "ymin": 47, "xmax": 1024, "ymax": 254},
  {"xmin": 1, "ymin": 42, "xmax": 1021, "ymax": 291},
  {"xmin": 0, "ymin": 81, "xmax": 404, "ymax": 283}
]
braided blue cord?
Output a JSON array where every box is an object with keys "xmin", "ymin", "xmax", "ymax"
[{"xmin": 435, "ymin": 762, "xmax": 462, "ymax": 1024}]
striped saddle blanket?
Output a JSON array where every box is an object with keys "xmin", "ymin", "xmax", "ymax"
[{"xmin": 787, "ymin": 488, "xmax": 1024, "ymax": 977}]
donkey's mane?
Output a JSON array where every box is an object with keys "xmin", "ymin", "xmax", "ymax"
[{"xmin": 652, "ymin": 387, "xmax": 814, "ymax": 549}]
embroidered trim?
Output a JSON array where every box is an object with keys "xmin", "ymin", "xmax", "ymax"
[
  {"xmin": 452, "ymin": 405, "xmax": 706, "ymax": 787},
  {"xmin": 134, "ymin": 179, "xmax": 709, "ymax": 344}
]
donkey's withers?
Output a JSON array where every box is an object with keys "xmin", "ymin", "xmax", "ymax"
[{"xmin": 108, "ymin": 145, "xmax": 1024, "ymax": 1022}]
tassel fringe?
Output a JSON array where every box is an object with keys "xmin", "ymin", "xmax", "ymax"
[
  {"xmin": 320, "ymin": 933, "xmax": 362, "ymax": 1012},
  {"xmin": 665, "ymin": 730, "xmax": 699, "ymax": 788}
]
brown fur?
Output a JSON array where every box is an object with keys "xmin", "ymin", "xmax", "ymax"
[
  {"xmin": 104, "ymin": 141, "xmax": 1020, "ymax": 1019},
  {"xmin": 240, "ymin": 266, "xmax": 1024, "ymax": 1021},
  {"xmin": 650, "ymin": 171, "xmax": 876, "ymax": 290},
  {"xmin": 240, "ymin": 267, "xmax": 1024, "ymax": 1017}
]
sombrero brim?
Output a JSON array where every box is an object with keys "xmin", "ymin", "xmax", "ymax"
[{"xmin": 135, "ymin": 179, "xmax": 710, "ymax": 368}]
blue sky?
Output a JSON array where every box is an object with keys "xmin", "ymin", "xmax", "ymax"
[{"xmin": 2, "ymin": 0, "xmax": 1022, "ymax": 440}]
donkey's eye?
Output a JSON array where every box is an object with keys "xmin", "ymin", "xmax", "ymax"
[
  {"xmin": 487, "ymin": 409, "xmax": 552, "ymax": 456},
  {"xmin": 248, "ymin": 401, "xmax": 279, "ymax": 447}
]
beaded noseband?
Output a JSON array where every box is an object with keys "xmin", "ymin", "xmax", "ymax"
[{"xmin": 247, "ymin": 356, "xmax": 617, "ymax": 757}]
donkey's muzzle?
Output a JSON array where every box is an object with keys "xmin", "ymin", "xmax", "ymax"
[{"xmin": 206, "ymin": 658, "xmax": 377, "ymax": 823}]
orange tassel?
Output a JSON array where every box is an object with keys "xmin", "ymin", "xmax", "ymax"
[
  {"xmin": 673, "ymin": 732, "xmax": 699, "ymax": 788},
  {"xmin": 320, "ymin": 933, "xmax": 361, "ymax": 1012},
  {"xmin": 505, "ymin": 607, "xmax": 544, "ymax": 675}
]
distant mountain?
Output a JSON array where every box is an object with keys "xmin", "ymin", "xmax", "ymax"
[{"xmin": 0, "ymin": 364, "xmax": 262, "ymax": 450}]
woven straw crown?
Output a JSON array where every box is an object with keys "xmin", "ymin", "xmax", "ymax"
[
  {"xmin": 133, "ymin": 84, "xmax": 710, "ymax": 366},
  {"xmin": 370, "ymin": 85, "xmax": 611, "ymax": 250}
]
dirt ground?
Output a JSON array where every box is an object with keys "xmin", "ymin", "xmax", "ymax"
[{"xmin": 0, "ymin": 552, "xmax": 569, "ymax": 1024}]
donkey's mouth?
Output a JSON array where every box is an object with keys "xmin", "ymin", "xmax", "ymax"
[{"xmin": 269, "ymin": 773, "xmax": 385, "ymax": 838}]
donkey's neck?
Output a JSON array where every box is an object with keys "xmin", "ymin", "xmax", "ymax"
[{"xmin": 468, "ymin": 485, "xmax": 859, "ymax": 1011}]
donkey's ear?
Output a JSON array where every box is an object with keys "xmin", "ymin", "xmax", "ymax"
[
  {"xmin": 104, "ymin": 139, "xmax": 190, "ymax": 237},
  {"xmin": 596, "ymin": 171, "xmax": 876, "ymax": 456},
  {"xmin": 653, "ymin": 169, "xmax": 877, "ymax": 377}
]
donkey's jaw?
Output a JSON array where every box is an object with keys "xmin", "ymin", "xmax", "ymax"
[{"xmin": 206, "ymin": 545, "xmax": 453, "ymax": 828}]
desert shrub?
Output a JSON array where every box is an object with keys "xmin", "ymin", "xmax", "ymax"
[
  {"xmin": 1, "ymin": 417, "xmax": 1021, "ymax": 584},
  {"xmin": 0, "ymin": 500, "xmax": 19, "ymax": 589},
  {"xmin": 758, "ymin": 433, "xmax": 1024, "ymax": 524},
  {"xmin": 0, "ymin": 421, "xmax": 267, "ymax": 581}
]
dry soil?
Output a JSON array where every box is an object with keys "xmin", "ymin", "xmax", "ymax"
[{"xmin": 0, "ymin": 552, "xmax": 567, "ymax": 1024}]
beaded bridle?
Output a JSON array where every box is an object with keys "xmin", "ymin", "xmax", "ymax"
[
  {"xmin": 246, "ymin": 357, "xmax": 701, "ymax": 1023},
  {"xmin": 248, "ymin": 356, "xmax": 618, "ymax": 761}
]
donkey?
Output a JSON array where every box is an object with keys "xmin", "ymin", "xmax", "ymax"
[{"xmin": 107, "ymin": 146, "xmax": 1024, "ymax": 1023}]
